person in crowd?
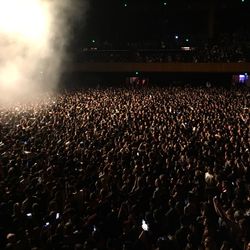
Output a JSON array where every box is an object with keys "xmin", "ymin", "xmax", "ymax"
[{"xmin": 0, "ymin": 86, "xmax": 249, "ymax": 249}]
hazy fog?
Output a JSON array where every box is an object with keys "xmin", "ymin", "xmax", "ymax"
[{"xmin": 0, "ymin": 0, "xmax": 87, "ymax": 105}]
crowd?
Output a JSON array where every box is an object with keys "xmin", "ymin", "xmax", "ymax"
[
  {"xmin": 76, "ymin": 46, "xmax": 248, "ymax": 63},
  {"xmin": 193, "ymin": 44, "xmax": 246, "ymax": 63},
  {"xmin": 76, "ymin": 33, "xmax": 250, "ymax": 63},
  {"xmin": 0, "ymin": 86, "xmax": 249, "ymax": 250}
]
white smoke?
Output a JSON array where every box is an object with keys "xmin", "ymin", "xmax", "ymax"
[{"xmin": 0, "ymin": 0, "xmax": 87, "ymax": 105}]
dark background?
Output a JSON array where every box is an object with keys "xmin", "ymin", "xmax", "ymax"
[
  {"xmin": 70, "ymin": 0, "xmax": 250, "ymax": 49},
  {"xmin": 64, "ymin": 0, "xmax": 250, "ymax": 87}
]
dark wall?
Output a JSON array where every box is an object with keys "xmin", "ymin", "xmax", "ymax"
[
  {"xmin": 71, "ymin": 0, "xmax": 250, "ymax": 48},
  {"xmin": 60, "ymin": 72, "xmax": 232, "ymax": 89}
]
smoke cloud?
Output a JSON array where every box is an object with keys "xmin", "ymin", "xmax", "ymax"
[{"xmin": 0, "ymin": 0, "xmax": 87, "ymax": 105}]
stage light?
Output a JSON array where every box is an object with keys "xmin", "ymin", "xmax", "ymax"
[
  {"xmin": 92, "ymin": 40, "xmax": 96, "ymax": 43},
  {"xmin": 0, "ymin": 0, "xmax": 76, "ymax": 104},
  {"xmin": 135, "ymin": 71, "xmax": 139, "ymax": 75},
  {"xmin": 124, "ymin": 3, "xmax": 128, "ymax": 7},
  {"xmin": 186, "ymin": 38, "xmax": 189, "ymax": 42},
  {"xmin": 175, "ymin": 35, "xmax": 179, "ymax": 40},
  {"xmin": 0, "ymin": 0, "xmax": 50, "ymax": 43},
  {"xmin": 163, "ymin": 2, "xmax": 167, "ymax": 6}
]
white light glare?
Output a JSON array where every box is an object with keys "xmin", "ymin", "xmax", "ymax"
[
  {"xmin": 0, "ymin": 0, "xmax": 50, "ymax": 42},
  {"xmin": 142, "ymin": 220, "xmax": 149, "ymax": 231}
]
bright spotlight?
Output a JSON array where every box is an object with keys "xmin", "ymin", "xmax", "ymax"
[
  {"xmin": 0, "ymin": 0, "xmax": 86, "ymax": 104},
  {"xmin": 0, "ymin": 0, "xmax": 49, "ymax": 42}
]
